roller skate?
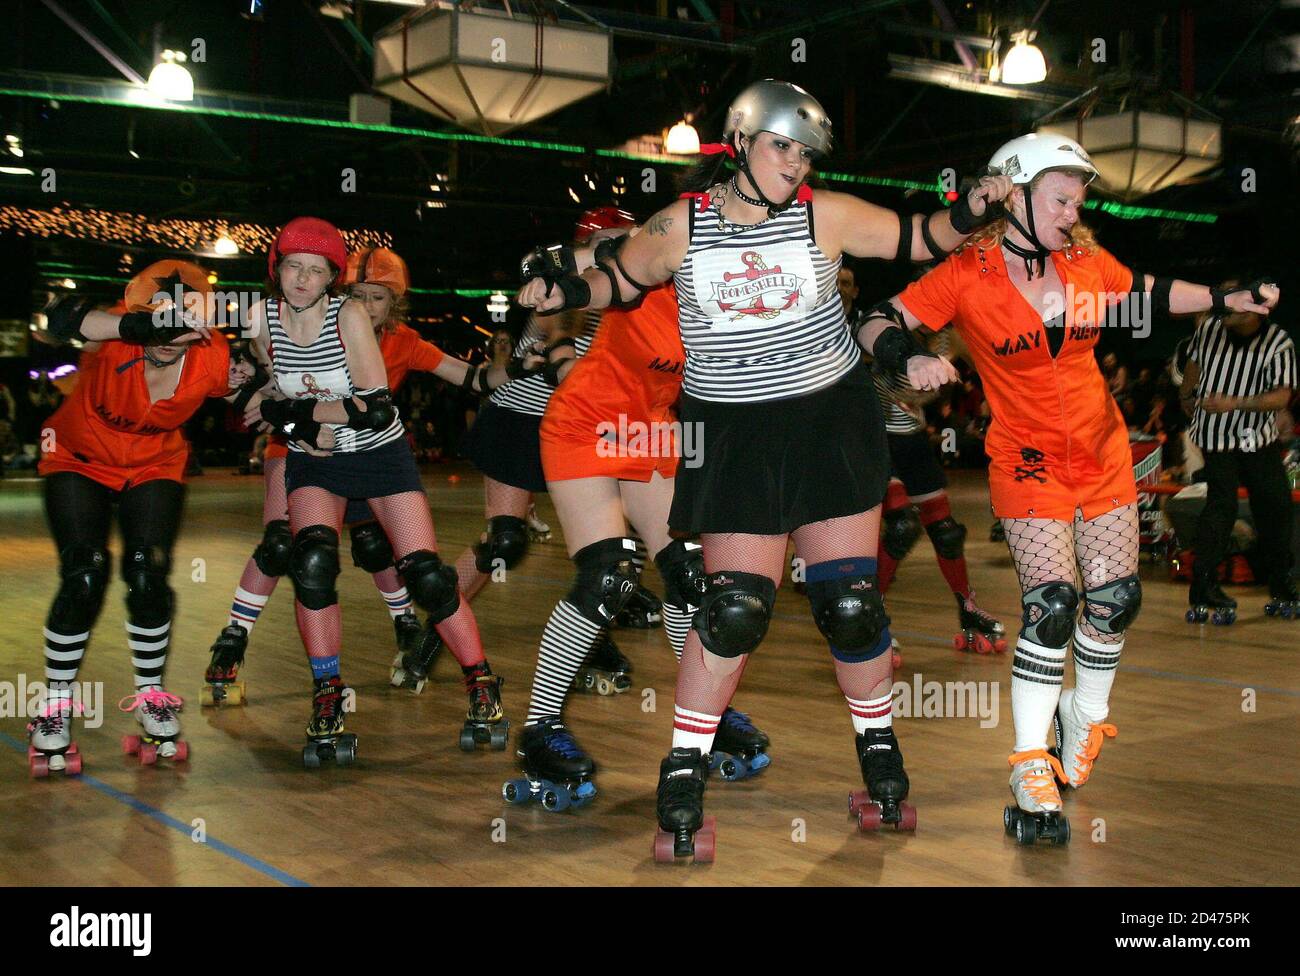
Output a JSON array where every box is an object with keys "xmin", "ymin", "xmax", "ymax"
[
  {"xmin": 501, "ymin": 717, "xmax": 595, "ymax": 811},
  {"xmin": 525, "ymin": 504, "xmax": 552, "ymax": 543},
  {"xmin": 459, "ymin": 663, "xmax": 509, "ymax": 750},
  {"xmin": 1003, "ymin": 750, "xmax": 1070, "ymax": 846},
  {"xmin": 708, "ymin": 707, "xmax": 771, "ymax": 781},
  {"xmin": 953, "ymin": 592, "xmax": 1007, "ymax": 653},
  {"xmin": 120, "ymin": 688, "xmax": 189, "ymax": 765},
  {"xmin": 990, "ymin": 521, "xmax": 1005, "ymax": 543},
  {"xmin": 390, "ymin": 621, "xmax": 444, "ymax": 694},
  {"xmin": 201, "ymin": 624, "xmax": 248, "ymax": 706},
  {"xmin": 1051, "ymin": 689, "xmax": 1117, "ymax": 790},
  {"xmin": 303, "ymin": 675, "xmax": 356, "ymax": 768},
  {"xmin": 653, "ymin": 747, "xmax": 715, "ymax": 863},
  {"xmin": 1186, "ymin": 572, "xmax": 1237, "ymax": 625},
  {"xmin": 1263, "ymin": 578, "xmax": 1300, "ymax": 619},
  {"xmin": 614, "ymin": 583, "xmax": 663, "ymax": 629},
  {"xmin": 849, "ymin": 727, "xmax": 917, "ymax": 831},
  {"xmin": 573, "ymin": 633, "xmax": 633, "ymax": 696},
  {"xmin": 27, "ymin": 699, "xmax": 82, "ymax": 778}
]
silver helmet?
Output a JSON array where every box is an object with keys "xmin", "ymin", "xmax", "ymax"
[{"xmin": 723, "ymin": 79, "xmax": 833, "ymax": 158}]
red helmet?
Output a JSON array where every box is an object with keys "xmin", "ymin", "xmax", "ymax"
[
  {"xmin": 574, "ymin": 206, "xmax": 635, "ymax": 244},
  {"xmin": 267, "ymin": 216, "xmax": 348, "ymax": 279}
]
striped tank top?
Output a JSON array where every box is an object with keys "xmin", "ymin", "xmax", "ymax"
[
  {"xmin": 672, "ymin": 194, "xmax": 859, "ymax": 403},
  {"xmin": 865, "ymin": 318, "xmax": 951, "ymax": 435},
  {"xmin": 267, "ymin": 296, "xmax": 405, "ymax": 454},
  {"xmin": 488, "ymin": 309, "xmax": 600, "ymax": 417}
]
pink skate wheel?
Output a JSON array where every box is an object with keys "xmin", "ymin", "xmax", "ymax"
[
  {"xmin": 994, "ymin": 638, "xmax": 1008, "ymax": 653},
  {"xmin": 897, "ymin": 803, "xmax": 918, "ymax": 831},
  {"xmin": 27, "ymin": 745, "xmax": 37, "ymax": 759},
  {"xmin": 694, "ymin": 817, "xmax": 717, "ymax": 863},
  {"xmin": 848, "ymin": 789, "xmax": 870, "ymax": 816},
  {"xmin": 653, "ymin": 828, "xmax": 676, "ymax": 862},
  {"xmin": 174, "ymin": 741, "xmax": 189, "ymax": 762},
  {"xmin": 65, "ymin": 751, "xmax": 83, "ymax": 775},
  {"xmin": 974, "ymin": 635, "xmax": 994, "ymax": 654},
  {"xmin": 952, "ymin": 634, "xmax": 967, "ymax": 651},
  {"xmin": 858, "ymin": 805, "xmax": 883, "ymax": 831},
  {"xmin": 139, "ymin": 742, "xmax": 158, "ymax": 766},
  {"xmin": 121, "ymin": 734, "xmax": 140, "ymax": 756},
  {"xmin": 30, "ymin": 754, "xmax": 49, "ymax": 779}
]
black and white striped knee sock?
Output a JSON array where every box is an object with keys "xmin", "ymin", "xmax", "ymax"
[
  {"xmin": 127, "ymin": 620, "xmax": 170, "ymax": 690},
  {"xmin": 1011, "ymin": 636, "xmax": 1067, "ymax": 752},
  {"xmin": 43, "ymin": 625, "xmax": 86, "ymax": 708},
  {"xmin": 1071, "ymin": 628, "xmax": 1122, "ymax": 721},
  {"xmin": 661, "ymin": 601, "xmax": 693, "ymax": 662},
  {"xmin": 524, "ymin": 601, "xmax": 604, "ymax": 724}
]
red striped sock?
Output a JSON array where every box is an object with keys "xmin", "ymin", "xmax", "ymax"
[{"xmin": 845, "ymin": 691, "xmax": 894, "ymax": 735}]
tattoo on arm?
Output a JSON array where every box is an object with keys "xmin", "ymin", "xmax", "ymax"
[{"xmin": 646, "ymin": 214, "xmax": 674, "ymax": 237}]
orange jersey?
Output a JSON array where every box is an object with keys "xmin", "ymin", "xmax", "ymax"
[
  {"xmin": 40, "ymin": 335, "xmax": 231, "ymax": 490},
  {"xmin": 899, "ymin": 243, "xmax": 1137, "ymax": 520},
  {"xmin": 541, "ymin": 284, "xmax": 683, "ymax": 482},
  {"xmin": 263, "ymin": 321, "xmax": 443, "ymax": 461}
]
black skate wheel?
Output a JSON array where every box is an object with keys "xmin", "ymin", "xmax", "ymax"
[
  {"xmin": 1014, "ymin": 815, "xmax": 1037, "ymax": 845},
  {"xmin": 489, "ymin": 726, "xmax": 509, "ymax": 750},
  {"xmin": 303, "ymin": 745, "xmax": 321, "ymax": 769},
  {"xmin": 1003, "ymin": 805, "xmax": 1015, "ymax": 835},
  {"xmin": 335, "ymin": 738, "xmax": 356, "ymax": 766},
  {"xmin": 1054, "ymin": 817, "xmax": 1071, "ymax": 846},
  {"xmin": 458, "ymin": 728, "xmax": 476, "ymax": 752}
]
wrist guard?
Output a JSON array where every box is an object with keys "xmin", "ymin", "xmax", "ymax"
[
  {"xmin": 260, "ymin": 397, "xmax": 315, "ymax": 433},
  {"xmin": 872, "ymin": 324, "xmax": 934, "ymax": 374},
  {"xmin": 948, "ymin": 190, "xmax": 996, "ymax": 234},
  {"xmin": 231, "ymin": 363, "xmax": 270, "ymax": 414},
  {"xmin": 118, "ymin": 307, "xmax": 197, "ymax": 345},
  {"xmin": 520, "ymin": 243, "xmax": 577, "ymax": 284},
  {"xmin": 538, "ymin": 274, "xmax": 591, "ymax": 316},
  {"xmin": 342, "ymin": 388, "xmax": 396, "ymax": 431},
  {"xmin": 45, "ymin": 296, "xmax": 97, "ymax": 343}
]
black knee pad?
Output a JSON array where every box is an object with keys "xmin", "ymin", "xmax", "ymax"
[
  {"xmin": 566, "ymin": 537, "xmax": 640, "ymax": 623},
  {"xmin": 253, "ymin": 519, "xmax": 293, "ymax": 577},
  {"xmin": 122, "ymin": 545, "xmax": 173, "ymax": 627},
  {"xmin": 806, "ymin": 573, "xmax": 890, "ymax": 657},
  {"xmin": 925, "ymin": 515, "xmax": 967, "ymax": 560},
  {"xmin": 1021, "ymin": 581, "xmax": 1079, "ymax": 648},
  {"xmin": 396, "ymin": 549, "xmax": 460, "ymax": 623},
  {"xmin": 348, "ymin": 520, "xmax": 394, "ymax": 574},
  {"xmin": 473, "ymin": 515, "xmax": 529, "ymax": 574},
  {"xmin": 694, "ymin": 571, "xmax": 776, "ymax": 658},
  {"xmin": 50, "ymin": 545, "xmax": 110, "ymax": 632},
  {"xmin": 290, "ymin": 525, "xmax": 341, "ymax": 612},
  {"xmin": 654, "ymin": 538, "xmax": 705, "ymax": 609},
  {"xmin": 881, "ymin": 507, "xmax": 923, "ymax": 560},
  {"xmin": 1082, "ymin": 575, "xmax": 1141, "ymax": 634}
]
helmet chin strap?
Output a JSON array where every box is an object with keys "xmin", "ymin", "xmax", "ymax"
[
  {"xmin": 1002, "ymin": 190, "xmax": 1050, "ymax": 279},
  {"xmin": 734, "ymin": 136, "xmax": 795, "ymax": 218},
  {"xmin": 286, "ymin": 290, "xmax": 325, "ymax": 314}
]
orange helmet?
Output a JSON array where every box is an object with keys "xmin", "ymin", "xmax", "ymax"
[
  {"xmin": 343, "ymin": 247, "xmax": 410, "ymax": 296},
  {"xmin": 124, "ymin": 260, "xmax": 214, "ymax": 322}
]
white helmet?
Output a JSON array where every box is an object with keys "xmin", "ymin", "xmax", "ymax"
[{"xmin": 989, "ymin": 132, "xmax": 1097, "ymax": 185}]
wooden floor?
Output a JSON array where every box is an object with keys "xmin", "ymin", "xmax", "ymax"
[{"xmin": 1, "ymin": 464, "xmax": 1296, "ymax": 887}]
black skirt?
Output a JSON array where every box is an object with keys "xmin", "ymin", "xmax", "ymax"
[
  {"xmin": 669, "ymin": 363, "xmax": 890, "ymax": 535},
  {"xmin": 285, "ymin": 438, "xmax": 424, "ymax": 499},
  {"xmin": 463, "ymin": 402, "xmax": 547, "ymax": 494}
]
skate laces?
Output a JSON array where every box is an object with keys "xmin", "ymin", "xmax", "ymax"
[
  {"xmin": 119, "ymin": 689, "xmax": 183, "ymax": 719},
  {"xmin": 1072, "ymin": 722, "xmax": 1118, "ymax": 778},
  {"xmin": 543, "ymin": 726, "xmax": 584, "ymax": 759},
  {"xmin": 28, "ymin": 700, "xmax": 79, "ymax": 735},
  {"xmin": 1009, "ymin": 750, "xmax": 1066, "ymax": 805},
  {"xmin": 313, "ymin": 679, "xmax": 343, "ymax": 718},
  {"xmin": 963, "ymin": 593, "xmax": 999, "ymax": 627},
  {"xmin": 721, "ymin": 708, "xmax": 756, "ymax": 733}
]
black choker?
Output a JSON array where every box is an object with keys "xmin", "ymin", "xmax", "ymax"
[
  {"xmin": 144, "ymin": 347, "xmax": 186, "ymax": 368},
  {"xmin": 285, "ymin": 293, "xmax": 324, "ymax": 314},
  {"xmin": 1002, "ymin": 238, "xmax": 1048, "ymax": 279},
  {"xmin": 729, "ymin": 177, "xmax": 768, "ymax": 209}
]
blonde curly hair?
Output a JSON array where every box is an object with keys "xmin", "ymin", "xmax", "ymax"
[{"xmin": 956, "ymin": 169, "xmax": 1099, "ymax": 256}]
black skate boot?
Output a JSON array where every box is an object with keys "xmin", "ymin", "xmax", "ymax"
[
  {"xmin": 459, "ymin": 662, "xmax": 508, "ymax": 751},
  {"xmin": 653, "ymin": 747, "xmax": 715, "ymax": 862},
  {"xmin": 1187, "ymin": 570, "xmax": 1237, "ymax": 625},
  {"xmin": 708, "ymin": 707, "xmax": 771, "ymax": 781},
  {"xmin": 953, "ymin": 592, "xmax": 1008, "ymax": 654},
  {"xmin": 390, "ymin": 619, "xmax": 444, "ymax": 694},
  {"xmin": 303, "ymin": 675, "xmax": 356, "ymax": 768},
  {"xmin": 574, "ymin": 633, "xmax": 633, "ymax": 695},
  {"xmin": 615, "ymin": 583, "xmax": 663, "ymax": 629},
  {"xmin": 501, "ymin": 716, "xmax": 596, "ymax": 811},
  {"xmin": 1263, "ymin": 577, "xmax": 1300, "ymax": 619},
  {"xmin": 202, "ymin": 625, "xmax": 248, "ymax": 706},
  {"xmin": 849, "ymin": 727, "xmax": 917, "ymax": 831}
]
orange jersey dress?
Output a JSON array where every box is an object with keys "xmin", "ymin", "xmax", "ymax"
[
  {"xmin": 541, "ymin": 284, "xmax": 684, "ymax": 483},
  {"xmin": 899, "ymin": 243, "xmax": 1137, "ymax": 521},
  {"xmin": 39, "ymin": 335, "xmax": 231, "ymax": 490},
  {"xmin": 263, "ymin": 320, "xmax": 444, "ymax": 461}
]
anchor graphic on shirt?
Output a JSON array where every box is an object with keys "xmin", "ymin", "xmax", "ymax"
[
  {"xmin": 710, "ymin": 251, "xmax": 804, "ymax": 321},
  {"xmin": 299, "ymin": 373, "xmax": 337, "ymax": 398}
]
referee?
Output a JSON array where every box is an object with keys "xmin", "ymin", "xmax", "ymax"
[{"xmin": 1180, "ymin": 277, "xmax": 1296, "ymax": 613}]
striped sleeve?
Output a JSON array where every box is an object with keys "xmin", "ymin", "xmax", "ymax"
[{"xmin": 1266, "ymin": 332, "xmax": 1297, "ymax": 391}]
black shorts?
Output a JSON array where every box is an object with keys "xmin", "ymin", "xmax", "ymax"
[
  {"xmin": 463, "ymin": 402, "xmax": 547, "ymax": 494},
  {"xmin": 285, "ymin": 438, "xmax": 424, "ymax": 500},
  {"xmin": 669, "ymin": 363, "xmax": 890, "ymax": 535},
  {"xmin": 888, "ymin": 430, "xmax": 947, "ymax": 496}
]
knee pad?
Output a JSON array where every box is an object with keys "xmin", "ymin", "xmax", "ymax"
[
  {"xmin": 1020, "ymin": 581, "xmax": 1079, "ymax": 648},
  {"xmin": 654, "ymin": 539, "xmax": 705, "ymax": 609},
  {"xmin": 1082, "ymin": 575, "xmax": 1141, "ymax": 634},
  {"xmin": 693, "ymin": 571, "xmax": 776, "ymax": 658},
  {"xmin": 348, "ymin": 520, "xmax": 394, "ymax": 574},
  {"xmin": 566, "ymin": 537, "xmax": 639, "ymax": 623},
  {"xmin": 925, "ymin": 515, "xmax": 967, "ymax": 560},
  {"xmin": 881, "ymin": 507, "xmax": 923, "ymax": 560},
  {"xmin": 51, "ymin": 545, "xmax": 110, "ymax": 632},
  {"xmin": 805, "ymin": 561, "xmax": 890, "ymax": 661},
  {"xmin": 473, "ymin": 515, "xmax": 529, "ymax": 574},
  {"xmin": 253, "ymin": 519, "xmax": 293, "ymax": 577},
  {"xmin": 122, "ymin": 545, "xmax": 173, "ymax": 626},
  {"xmin": 289, "ymin": 525, "xmax": 341, "ymax": 612},
  {"xmin": 396, "ymin": 549, "xmax": 460, "ymax": 623}
]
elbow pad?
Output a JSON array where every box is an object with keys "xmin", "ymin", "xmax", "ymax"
[
  {"xmin": 45, "ymin": 296, "xmax": 98, "ymax": 344},
  {"xmin": 343, "ymin": 388, "xmax": 396, "ymax": 431}
]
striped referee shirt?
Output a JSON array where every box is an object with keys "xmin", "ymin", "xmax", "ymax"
[
  {"xmin": 487, "ymin": 310, "xmax": 600, "ymax": 417},
  {"xmin": 673, "ymin": 195, "xmax": 858, "ymax": 403},
  {"xmin": 1189, "ymin": 316, "xmax": 1296, "ymax": 452}
]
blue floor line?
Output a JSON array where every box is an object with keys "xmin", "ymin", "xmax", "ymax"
[{"xmin": 1, "ymin": 732, "xmax": 310, "ymax": 887}]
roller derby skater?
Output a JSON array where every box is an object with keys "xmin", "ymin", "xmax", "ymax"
[
  {"xmin": 1186, "ymin": 569, "xmax": 1238, "ymax": 624},
  {"xmin": 35, "ymin": 260, "xmax": 250, "ymax": 778},
  {"xmin": 519, "ymin": 79, "xmax": 1008, "ymax": 858},
  {"xmin": 868, "ymin": 130, "xmax": 1277, "ymax": 844},
  {"xmin": 303, "ymin": 675, "xmax": 356, "ymax": 768},
  {"xmin": 120, "ymin": 689, "xmax": 189, "ymax": 765},
  {"xmin": 953, "ymin": 592, "xmax": 1008, "ymax": 653},
  {"xmin": 849, "ymin": 727, "xmax": 916, "ymax": 831},
  {"xmin": 202, "ymin": 624, "xmax": 248, "ymax": 706},
  {"xmin": 390, "ymin": 622, "xmax": 445, "ymax": 694},
  {"xmin": 572, "ymin": 633, "xmax": 633, "ymax": 696},
  {"xmin": 460, "ymin": 662, "xmax": 508, "ymax": 750},
  {"xmin": 502, "ymin": 717, "xmax": 596, "ymax": 811},
  {"xmin": 708, "ymin": 707, "xmax": 771, "ymax": 781}
]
